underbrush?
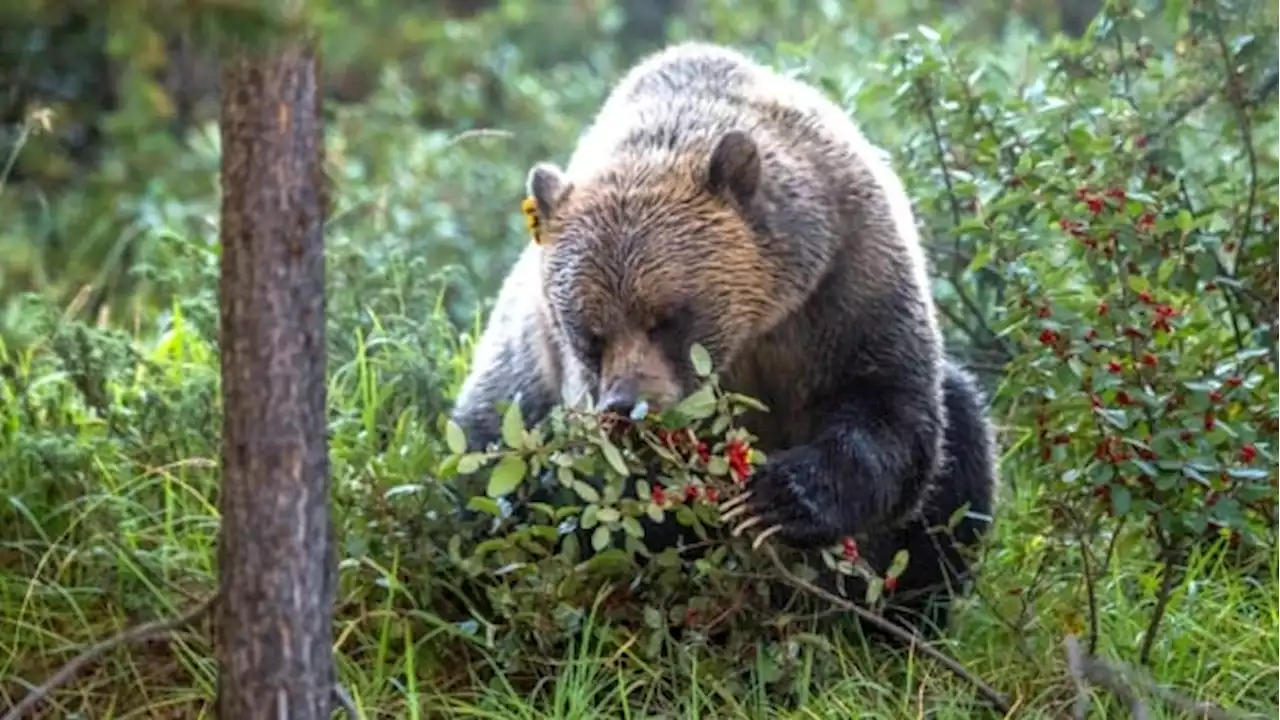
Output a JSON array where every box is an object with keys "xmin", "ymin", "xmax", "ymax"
[{"xmin": 0, "ymin": 288, "xmax": 1274, "ymax": 718}]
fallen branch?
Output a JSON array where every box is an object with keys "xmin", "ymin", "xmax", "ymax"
[
  {"xmin": 1062, "ymin": 634, "xmax": 1261, "ymax": 720},
  {"xmin": 763, "ymin": 545, "xmax": 1012, "ymax": 714},
  {"xmin": 2, "ymin": 593, "xmax": 218, "ymax": 720},
  {"xmin": 1, "ymin": 593, "xmax": 361, "ymax": 720}
]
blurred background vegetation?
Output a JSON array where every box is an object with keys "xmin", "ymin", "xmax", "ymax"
[{"xmin": 0, "ymin": 0, "xmax": 1129, "ymax": 331}]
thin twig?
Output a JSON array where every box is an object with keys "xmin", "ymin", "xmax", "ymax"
[
  {"xmin": 1063, "ymin": 634, "xmax": 1260, "ymax": 720},
  {"xmin": 1, "ymin": 593, "xmax": 218, "ymax": 720},
  {"xmin": 762, "ymin": 545, "xmax": 1012, "ymax": 714},
  {"xmin": 1138, "ymin": 542, "xmax": 1181, "ymax": 666}
]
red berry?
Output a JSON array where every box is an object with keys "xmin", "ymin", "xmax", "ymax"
[
  {"xmin": 1226, "ymin": 376, "xmax": 1242, "ymax": 388},
  {"xmin": 1241, "ymin": 444, "xmax": 1257, "ymax": 464},
  {"xmin": 1108, "ymin": 360, "xmax": 1123, "ymax": 374},
  {"xmin": 1087, "ymin": 196, "xmax": 1105, "ymax": 215},
  {"xmin": 1116, "ymin": 391, "xmax": 1133, "ymax": 406},
  {"xmin": 1138, "ymin": 290, "xmax": 1155, "ymax": 304},
  {"xmin": 1097, "ymin": 301, "xmax": 1109, "ymax": 316},
  {"xmin": 1038, "ymin": 306, "xmax": 1051, "ymax": 318},
  {"xmin": 1038, "ymin": 329, "xmax": 1058, "ymax": 346},
  {"xmin": 842, "ymin": 536, "xmax": 859, "ymax": 562},
  {"xmin": 1106, "ymin": 187, "xmax": 1127, "ymax": 201},
  {"xmin": 1209, "ymin": 390, "xmax": 1223, "ymax": 403},
  {"xmin": 1204, "ymin": 411, "xmax": 1216, "ymax": 431},
  {"xmin": 651, "ymin": 486, "xmax": 667, "ymax": 505},
  {"xmin": 685, "ymin": 485, "xmax": 700, "ymax": 502},
  {"xmin": 884, "ymin": 576, "xmax": 899, "ymax": 592},
  {"xmin": 1142, "ymin": 353, "xmax": 1158, "ymax": 367}
]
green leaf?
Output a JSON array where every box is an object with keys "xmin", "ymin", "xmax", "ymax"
[
  {"xmin": 646, "ymin": 504, "xmax": 665, "ymax": 523},
  {"xmin": 445, "ymin": 419, "xmax": 467, "ymax": 455},
  {"xmin": 572, "ymin": 480, "xmax": 600, "ymax": 504},
  {"xmin": 1194, "ymin": 252, "xmax": 1218, "ymax": 282},
  {"xmin": 864, "ymin": 577, "xmax": 884, "ymax": 605},
  {"xmin": 1095, "ymin": 407, "xmax": 1130, "ymax": 430},
  {"xmin": 501, "ymin": 401, "xmax": 525, "ymax": 449},
  {"xmin": 582, "ymin": 504, "xmax": 600, "ymax": 528},
  {"xmin": 887, "ymin": 549, "xmax": 910, "ymax": 578},
  {"xmin": 1175, "ymin": 208, "xmax": 1193, "ymax": 233},
  {"xmin": 466, "ymin": 496, "xmax": 502, "ymax": 516},
  {"xmin": 600, "ymin": 440, "xmax": 629, "ymax": 477},
  {"xmin": 622, "ymin": 516, "xmax": 644, "ymax": 538},
  {"xmin": 597, "ymin": 507, "xmax": 621, "ymax": 524},
  {"xmin": 591, "ymin": 525, "xmax": 612, "ymax": 552},
  {"xmin": 674, "ymin": 384, "xmax": 718, "ymax": 420},
  {"xmin": 643, "ymin": 606, "xmax": 664, "ymax": 629},
  {"xmin": 457, "ymin": 453, "xmax": 487, "ymax": 475},
  {"xmin": 690, "ymin": 343, "xmax": 713, "ymax": 377},
  {"xmin": 1110, "ymin": 484, "xmax": 1132, "ymax": 516},
  {"xmin": 486, "ymin": 455, "xmax": 527, "ymax": 498},
  {"xmin": 560, "ymin": 533, "xmax": 580, "ymax": 563},
  {"xmin": 947, "ymin": 501, "xmax": 972, "ymax": 530}
]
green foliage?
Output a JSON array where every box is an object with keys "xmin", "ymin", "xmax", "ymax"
[{"xmin": 1, "ymin": 0, "xmax": 1277, "ymax": 716}]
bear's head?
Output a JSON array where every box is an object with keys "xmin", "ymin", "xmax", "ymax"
[{"xmin": 524, "ymin": 130, "xmax": 786, "ymax": 416}]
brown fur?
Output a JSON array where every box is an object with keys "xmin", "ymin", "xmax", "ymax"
[{"xmin": 452, "ymin": 41, "xmax": 998, "ymax": 635}]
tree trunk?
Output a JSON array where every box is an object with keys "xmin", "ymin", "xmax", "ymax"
[{"xmin": 215, "ymin": 35, "xmax": 334, "ymax": 720}]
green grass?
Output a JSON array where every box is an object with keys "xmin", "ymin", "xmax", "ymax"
[{"xmin": 0, "ymin": 308, "xmax": 1275, "ymax": 720}]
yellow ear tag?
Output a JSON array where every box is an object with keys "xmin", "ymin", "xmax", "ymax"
[{"xmin": 521, "ymin": 196, "xmax": 544, "ymax": 245}]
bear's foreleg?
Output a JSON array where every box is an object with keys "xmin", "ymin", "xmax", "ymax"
[{"xmin": 721, "ymin": 380, "xmax": 943, "ymax": 551}]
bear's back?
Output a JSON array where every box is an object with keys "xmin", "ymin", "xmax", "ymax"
[{"xmin": 566, "ymin": 42, "xmax": 879, "ymax": 187}]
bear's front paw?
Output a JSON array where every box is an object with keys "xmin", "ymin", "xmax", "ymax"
[{"xmin": 718, "ymin": 446, "xmax": 843, "ymax": 551}]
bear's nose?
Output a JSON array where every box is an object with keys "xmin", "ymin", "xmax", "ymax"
[{"xmin": 599, "ymin": 379, "xmax": 639, "ymax": 417}]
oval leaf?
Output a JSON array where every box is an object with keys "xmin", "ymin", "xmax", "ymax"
[
  {"xmin": 600, "ymin": 440, "xmax": 630, "ymax": 477},
  {"xmin": 572, "ymin": 480, "xmax": 601, "ymax": 504},
  {"xmin": 486, "ymin": 455, "xmax": 528, "ymax": 498},
  {"xmin": 501, "ymin": 401, "xmax": 525, "ymax": 449},
  {"xmin": 673, "ymin": 385, "xmax": 718, "ymax": 420},
  {"xmin": 690, "ymin": 343, "xmax": 713, "ymax": 377},
  {"xmin": 591, "ymin": 525, "xmax": 612, "ymax": 552},
  {"xmin": 445, "ymin": 419, "xmax": 467, "ymax": 455}
]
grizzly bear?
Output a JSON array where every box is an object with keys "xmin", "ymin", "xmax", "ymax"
[{"xmin": 450, "ymin": 41, "xmax": 999, "ymax": 638}]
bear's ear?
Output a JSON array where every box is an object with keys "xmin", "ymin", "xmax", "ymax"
[
  {"xmin": 705, "ymin": 130, "xmax": 760, "ymax": 207},
  {"xmin": 526, "ymin": 162, "xmax": 571, "ymax": 223}
]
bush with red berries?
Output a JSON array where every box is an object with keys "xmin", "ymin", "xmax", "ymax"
[
  {"xmin": 435, "ymin": 343, "xmax": 913, "ymax": 675},
  {"xmin": 874, "ymin": 0, "xmax": 1277, "ymax": 663}
]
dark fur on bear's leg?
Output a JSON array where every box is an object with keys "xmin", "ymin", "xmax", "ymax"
[{"xmin": 857, "ymin": 360, "xmax": 998, "ymax": 641}]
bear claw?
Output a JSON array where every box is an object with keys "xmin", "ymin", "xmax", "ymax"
[
  {"xmin": 719, "ymin": 491, "xmax": 752, "ymax": 511},
  {"xmin": 752, "ymin": 524, "xmax": 783, "ymax": 549},
  {"xmin": 730, "ymin": 515, "xmax": 766, "ymax": 537}
]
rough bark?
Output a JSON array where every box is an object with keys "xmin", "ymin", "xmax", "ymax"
[{"xmin": 215, "ymin": 36, "xmax": 334, "ymax": 720}]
